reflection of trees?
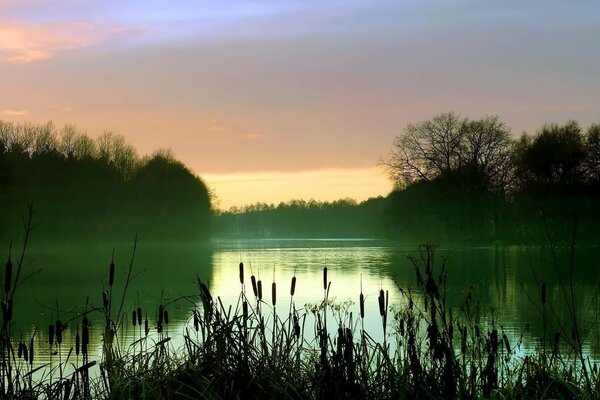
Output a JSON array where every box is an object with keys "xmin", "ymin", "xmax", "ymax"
[{"xmin": 0, "ymin": 121, "xmax": 213, "ymax": 242}]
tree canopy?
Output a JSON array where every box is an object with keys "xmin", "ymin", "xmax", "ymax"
[{"xmin": 0, "ymin": 120, "xmax": 213, "ymax": 242}]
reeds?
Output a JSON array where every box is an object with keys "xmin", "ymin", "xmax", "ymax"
[{"xmin": 0, "ymin": 226, "xmax": 599, "ymax": 399}]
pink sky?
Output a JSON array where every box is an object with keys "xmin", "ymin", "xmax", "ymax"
[{"xmin": 1, "ymin": 1, "xmax": 599, "ymax": 208}]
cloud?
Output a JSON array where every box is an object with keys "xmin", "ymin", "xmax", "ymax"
[
  {"xmin": 2, "ymin": 109, "xmax": 28, "ymax": 116},
  {"xmin": 0, "ymin": 21, "xmax": 141, "ymax": 63}
]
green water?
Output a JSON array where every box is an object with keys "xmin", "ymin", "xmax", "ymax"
[{"xmin": 6, "ymin": 238, "xmax": 600, "ymax": 370}]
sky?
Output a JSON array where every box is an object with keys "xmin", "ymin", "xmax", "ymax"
[{"xmin": 1, "ymin": 0, "xmax": 599, "ymax": 209}]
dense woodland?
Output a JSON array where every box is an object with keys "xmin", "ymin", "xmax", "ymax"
[
  {"xmin": 0, "ymin": 121, "xmax": 213, "ymax": 243},
  {"xmin": 218, "ymin": 114, "xmax": 600, "ymax": 243}
]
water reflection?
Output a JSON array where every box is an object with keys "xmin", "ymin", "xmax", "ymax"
[{"xmin": 11, "ymin": 239, "xmax": 600, "ymax": 377}]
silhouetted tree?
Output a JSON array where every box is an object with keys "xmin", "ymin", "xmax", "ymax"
[
  {"xmin": 515, "ymin": 121, "xmax": 586, "ymax": 191},
  {"xmin": 0, "ymin": 120, "xmax": 213, "ymax": 242},
  {"xmin": 383, "ymin": 112, "xmax": 514, "ymax": 193}
]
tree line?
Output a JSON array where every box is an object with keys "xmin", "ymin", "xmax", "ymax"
[
  {"xmin": 0, "ymin": 121, "xmax": 213, "ymax": 243},
  {"xmin": 381, "ymin": 113, "xmax": 600, "ymax": 243},
  {"xmin": 217, "ymin": 113, "xmax": 600, "ymax": 243},
  {"xmin": 215, "ymin": 198, "xmax": 386, "ymax": 238}
]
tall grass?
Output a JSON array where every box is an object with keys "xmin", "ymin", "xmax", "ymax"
[{"xmin": 0, "ymin": 217, "xmax": 599, "ymax": 398}]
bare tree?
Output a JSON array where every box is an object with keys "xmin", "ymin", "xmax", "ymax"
[
  {"xmin": 382, "ymin": 112, "xmax": 466, "ymax": 187},
  {"xmin": 461, "ymin": 115, "xmax": 514, "ymax": 191},
  {"xmin": 59, "ymin": 124, "xmax": 79, "ymax": 158},
  {"xmin": 382, "ymin": 112, "xmax": 514, "ymax": 192},
  {"xmin": 72, "ymin": 134, "xmax": 96, "ymax": 159}
]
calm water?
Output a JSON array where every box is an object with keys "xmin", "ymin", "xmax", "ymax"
[{"xmin": 9, "ymin": 238, "xmax": 600, "ymax": 375}]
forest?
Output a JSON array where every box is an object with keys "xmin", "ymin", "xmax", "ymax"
[
  {"xmin": 0, "ymin": 121, "xmax": 213, "ymax": 243},
  {"xmin": 217, "ymin": 113, "xmax": 600, "ymax": 243}
]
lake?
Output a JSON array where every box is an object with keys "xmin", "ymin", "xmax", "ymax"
[{"xmin": 8, "ymin": 238, "xmax": 600, "ymax": 374}]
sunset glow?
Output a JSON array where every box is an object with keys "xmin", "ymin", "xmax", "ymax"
[{"xmin": 2, "ymin": 1, "xmax": 599, "ymax": 208}]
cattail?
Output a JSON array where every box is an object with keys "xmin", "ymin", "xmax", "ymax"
[
  {"xmin": 23, "ymin": 344, "xmax": 29, "ymax": 362},
  {"xmin": 541, "ymin": 282, "xmax": 547, "ymax": 305},
  {"xmin": 400, "ymin": 318, "xmax": 405, "ymax": 336},
  {"xmin": 239, "ymin": 262, "xmax": 244, "ymax": 285},
  {"xmin": 82, "ymin": 316, "xmax": 89, "ymax": 356},
  {"xmin": 29, "ymin": 337, "xmax": 34, "ymax": 365},
  {"xmin": 56, "ymin": 320, "xmax": 63, "ymax": 345},
  {"xmin": 251, "ymin": 275, "xmax": 258, "ymax": 297},
  {"xmin": 137, "ymin": 307, "xmax": 142, "ymax": 326},
  {"xmin": 48, "ymin": 324, "xmax": 55, "ymax": 346},
  {"xmin": 290, "ymin": 276, "xmax": 296, "ymax": 297},
  {"xmin": 4, "ymin": 255, "xmax": 12, "ymax": 295},
  {"xmin": 164, "ymin": 309, "xmax": 169, "ymax": 325},
  {"xmin": 257, "ymin": 280, "xmax": 263, "ymax": 301},
  {"xmin": 144, "ymin": 318, "xmax": 149, "ymax": 336},
  {"xmin": 18, "ymin": 342, "xmax": 23, "ymax": 358},
  {"xmin": 272, "ymin": 282, "xmax": 277, "ymax": 306},
  {"xmin": 193, "ymin": 312, "xmax": 199, "ymax": 332},
  {"xmin": 158, "ymin": 305, "xmax": 164, "ymax": 327},
  {"xmin": 132, "ymin": 310, "xmax": 137, "ymax": 326},
  {"xmin": 76, "ymin": 327, "xmax": 80, "ymax": 356},
  {"xmin": 242, "ymin": 300, "xmax": 248, "ymax": 321},
  {"xmin": 378, "ymin": 290, "xmax": 385, "ymax": 316},
  {"xmin": 109, "ymin": 257, "xmax": 115, "ymax": 287},
  {"xmin": 359, "ymin": 293, "xmax": 365, "ymax": 319},
  {"xmin": 323, "ymin": 267, "xmax": 328, "ymax": 291}
]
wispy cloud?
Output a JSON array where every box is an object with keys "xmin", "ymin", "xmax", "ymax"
[
  {"xmin": 0, "ymin": 21, "xmax": 142, "ymax": 63},
  {"xmin": 2, "ymin": 109, "xmax": 28, "ymax": 116}
]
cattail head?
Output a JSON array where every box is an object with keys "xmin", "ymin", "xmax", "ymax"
[
  {"xmin": 242, "ymin": 300, "xmax": 248, "ymax": 321},
  {"xmin": 132, "ymin": 310, "xmax": 137, "ymax": 326},
  {"xmin": 251, "ymin": 275, "xmax": 258, "ymax": 297},
  {"xmin": 257, "ymin": 280, "xmax": 263, "ymax": 301},
  {"xmin": 164, "ymin": 309, "xmax": 169, "ymax": 325},
  {"xmin": 56, "ymin": 320, "xmax": 63, "ymax": 345},
  {"xmin": 18, "ymin": 342, "xmax": 23, "ymax": 358},
  {"xmin": 76, "ymin": 327, "xmax": 80, "ymax": 356},
  {"xmin": 137, "ymin": 307, "xmax": 142, "ymax": 326},
  {"xmin": 29, "ymin": 338, "xmax": 34, "ymax": 365},
  {"xmin": 359, "ymin": 293, "xmax": 365, "ymax": 319},
  {"xmin": 541, "ymin": 282, "xmax": 547, "ymax": 305},
  {"xmin": 239, "ymin": 262, "xmax": 244, "ymax": 285},
  {"xmin": 290, "ymin": 276, "xmax": 296, "ymax": 297},
  {"xmin": 158, "ymin": 305, "xmax": 164, "ymax": 327},
  {"xmin": 272, "ymin": 282, "xmax": 276, "ymax": 306},
  {"xmin": 144, "ymin": 318, "xmax": 149, "ymax": 336},
  {"xmin": 48, "ymin": 324, "xmax": 55, "ymax": 346},
  {"xmin": 323, "ymin": 267, "xmax": 328, "ymax": 291},
  {"xmin": 378, "ymin": 290, "xmax": 385, "ymax": 316},
  {"xmin": 109, "ymin": 256, "xmax": 115, "ymax": 287},
  {"xmin": 4, "ymin": 254, "xmax": 12, "ymax": 295}
]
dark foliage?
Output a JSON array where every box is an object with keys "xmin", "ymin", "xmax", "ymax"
[{"xmin": 0, "ymin": 121, "xmax": 213, "ymax": 243}]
